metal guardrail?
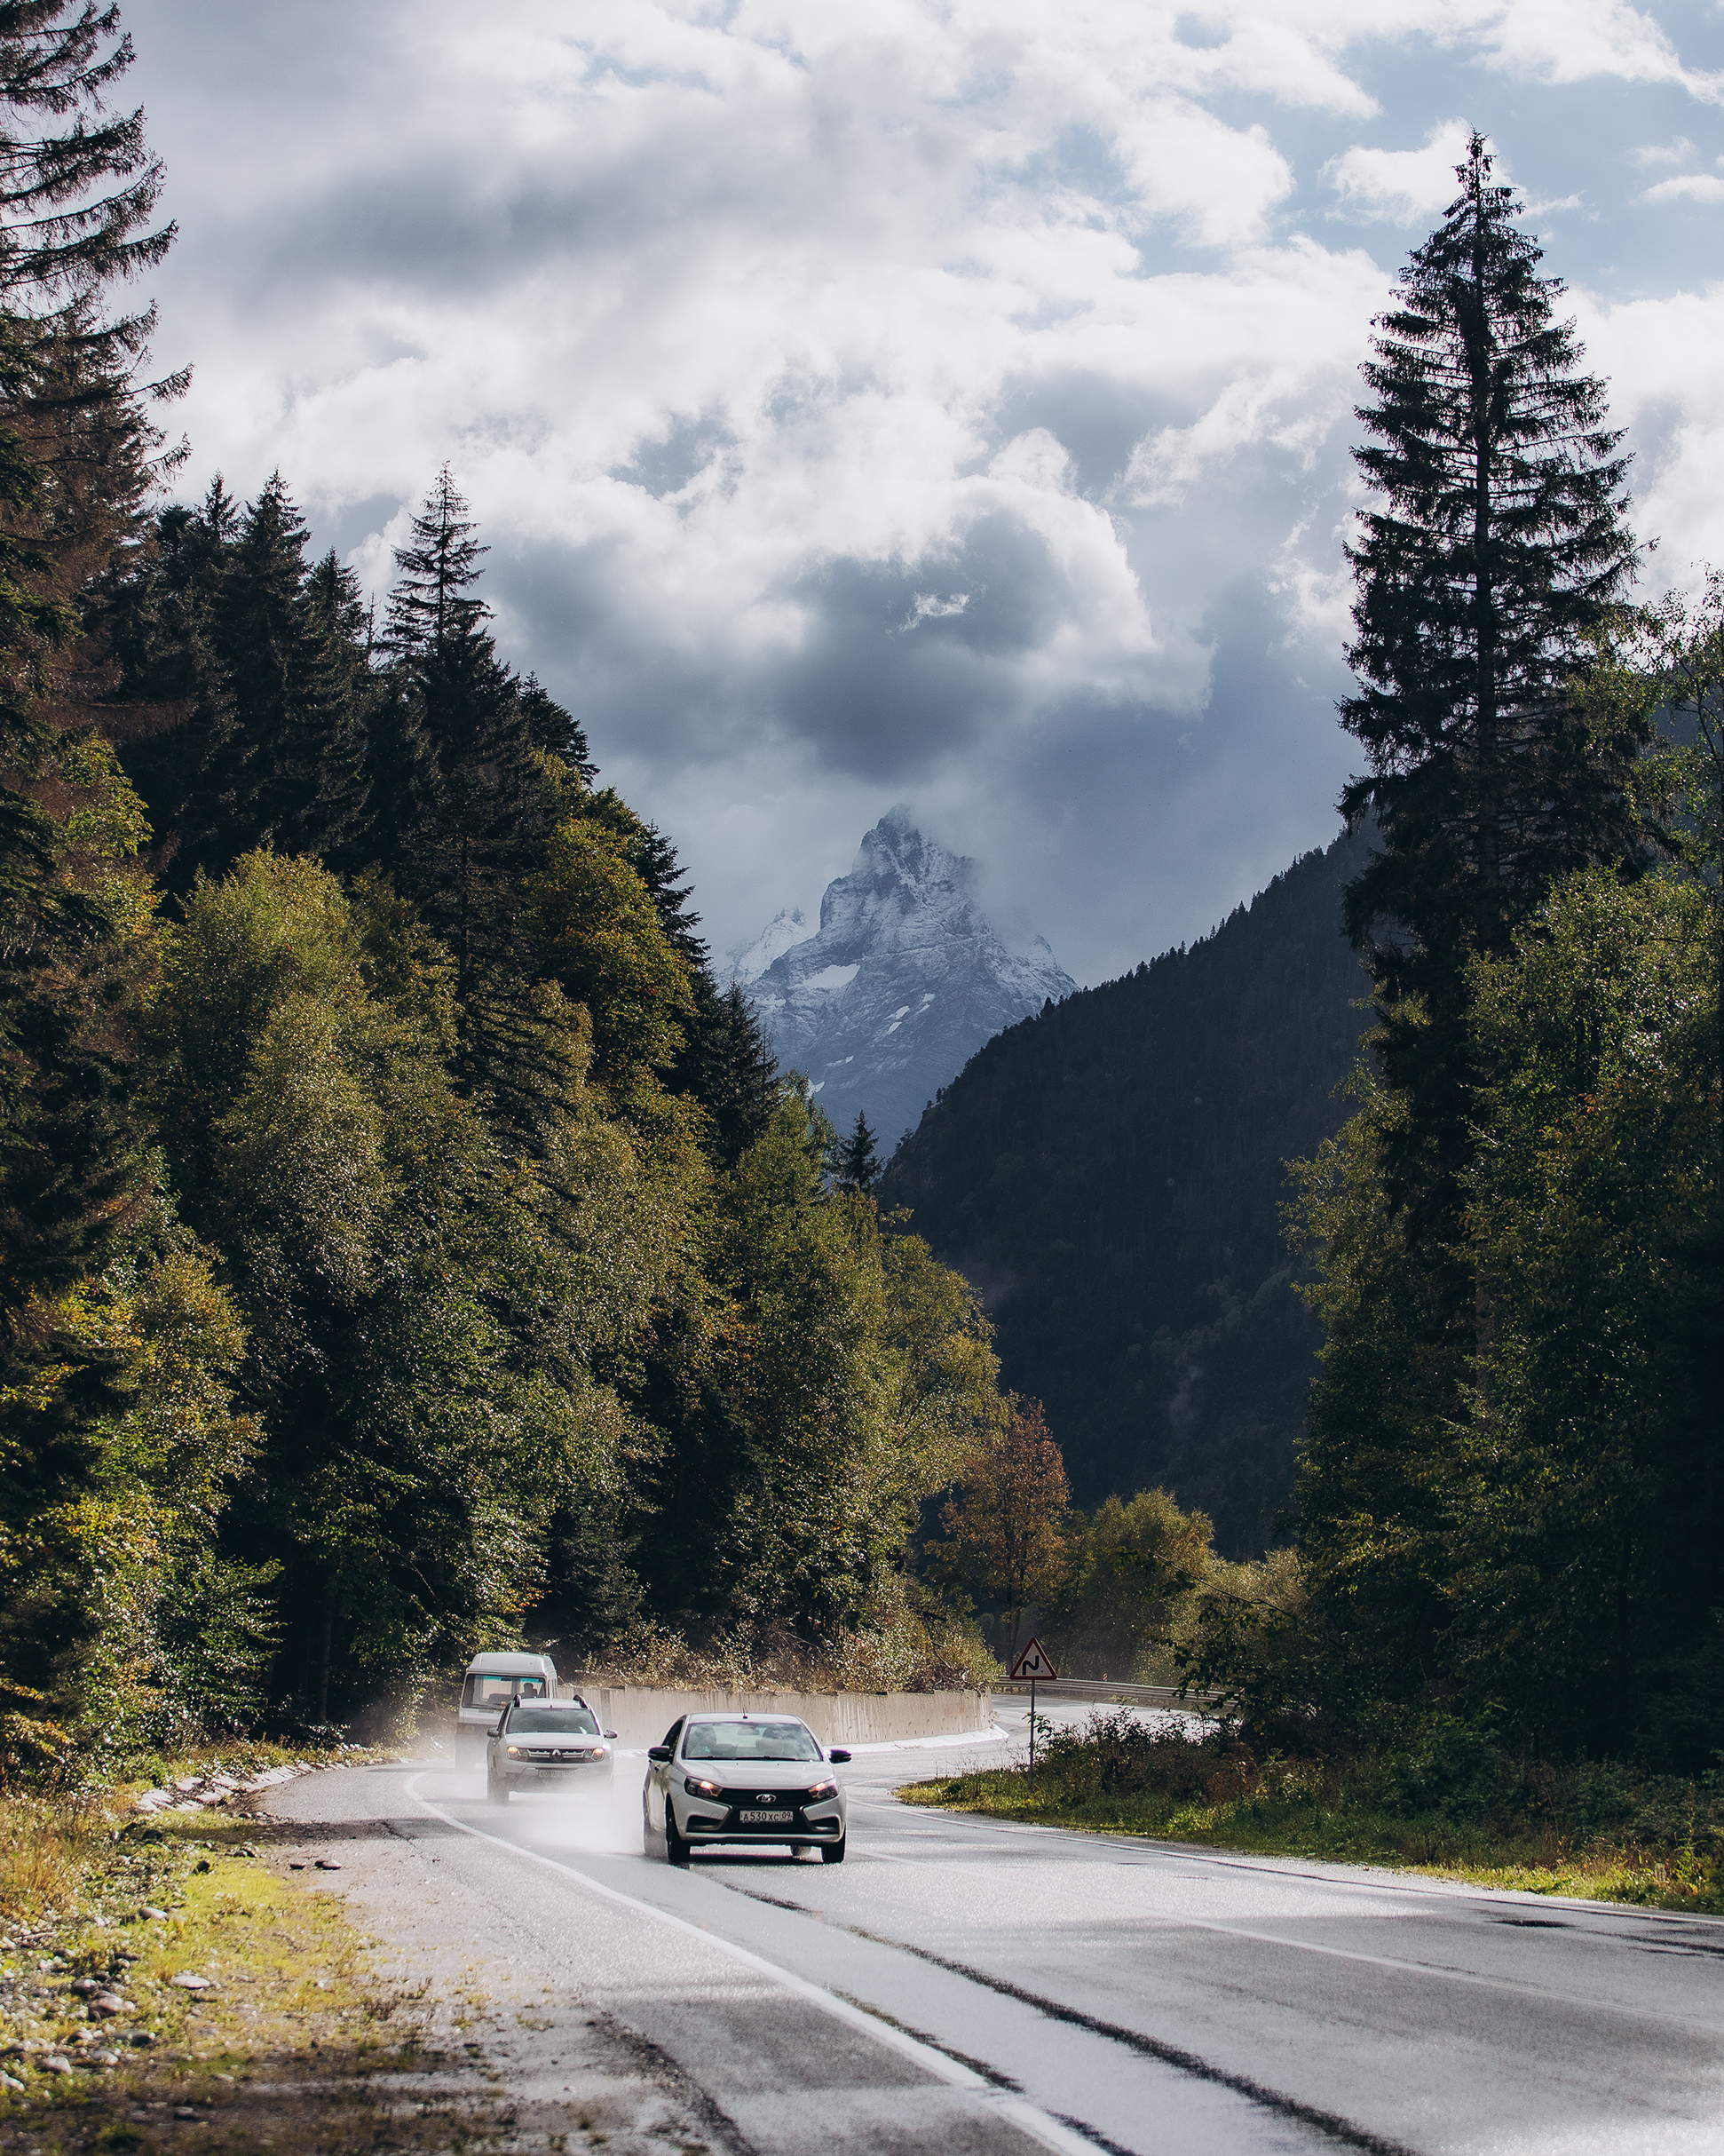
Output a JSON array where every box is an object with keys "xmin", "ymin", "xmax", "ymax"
[{"xmin": 991, "ymin": 1676, "xmax": 1223, "ymax": 1710}]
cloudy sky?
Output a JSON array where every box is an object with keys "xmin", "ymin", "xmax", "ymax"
[{"xmin": 126, "ymin": 1, "xmax": 1724, "ymax": 982}]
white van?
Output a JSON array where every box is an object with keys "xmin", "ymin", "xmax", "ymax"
[{"xmin": 456, "ymin": 1651, "xmax": 560, "ymax": 1757}]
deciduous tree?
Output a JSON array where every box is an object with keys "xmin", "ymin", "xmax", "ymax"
[{"xmin": 938, "ymin": 1399, "xmax": 1068, "ymax": 1657}]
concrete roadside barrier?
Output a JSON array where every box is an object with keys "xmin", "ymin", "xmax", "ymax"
[{"xmin": 564, "ymin": 1682, "xmax": 993, "ymax": 1751}]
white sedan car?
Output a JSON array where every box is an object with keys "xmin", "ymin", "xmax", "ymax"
[
  {"xmin": 486, "ymin": 1698, "xmax": 616, "ymax": 1802},
  {"xmin": 643, "ymin": 1712, "xmax": 850, "ymax": 1864}
]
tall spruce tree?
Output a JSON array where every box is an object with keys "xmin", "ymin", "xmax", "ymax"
[
  {"xmin": 519, "ymin": 670, "xmax": 595, "ymax": 781},
  {"xmin": 291, "ymin": 547, "xmax": 373, "ymax": 867},
  {"xmin": 832, "ymin": 1109, "xmax": 882, "ymax": 1194},
  {"xmin": 381, "ymin": 468, "xmax": 562, "ymax": 1130},
  {"xmin": 674, "ymin": 976, "xmax": 780, "ymax": 1168},
  {"xmin": 0, "ymin": 1, "xmax": 178, "ymax": 1308},
  {"xmin": 0, "ymin": 3, "xmax": 173, "ymax": 318},
  {"xmin": 1339, "ymin": 134, "xmax": 1640, "ymax": 1242}
]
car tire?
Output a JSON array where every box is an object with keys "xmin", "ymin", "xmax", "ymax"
[
  {"xmin": 486, "ymin": 1765, "xmax": 510, "ymax": 1806},
  {"xmin": 820, "ymin": 1836, "xmax": 846, "ymax": 1864},
  {"xmin": 665, "ymin": 1814, "xmax": 690, "ymax": 1867}
]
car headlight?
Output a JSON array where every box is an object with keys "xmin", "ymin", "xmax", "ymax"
[
  {"xmin": 506, "ymin": 1746, "xmax": 523, "ymax": 1756},
  {"xmin": 684, "ymin": 1775, "xmax": 725, "ymax": 1799},
  {"xmin": 804, "ymin": 1779, "xmax": 837, "ymax": 1799}
]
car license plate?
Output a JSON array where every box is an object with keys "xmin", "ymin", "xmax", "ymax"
[{"xmin": 739, "ymin": 1808, "xmax": 787, "ymax": 1823}]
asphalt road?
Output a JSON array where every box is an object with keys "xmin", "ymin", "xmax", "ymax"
[{"xmin": 268, "ymin": 1702, "xmax": 1724, "ymax": 2156}]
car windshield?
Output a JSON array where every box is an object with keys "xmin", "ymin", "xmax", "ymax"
[
  {"xmin": 509, "ymin": 1708, "xmax": 598, "ymax": 1734},
  {"xmin": 682, "ymin": 1720, "xmax": 822, "ymax": 1763}
]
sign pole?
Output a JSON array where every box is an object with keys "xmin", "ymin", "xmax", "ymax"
[{"xmin": 1007, "ymin": 1636, "xmax": 1057, "ymax": 1792}]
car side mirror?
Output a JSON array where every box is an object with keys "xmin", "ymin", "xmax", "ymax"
[
  {"xmin": 827, "ymin": 1748, "xmax": 851, "ymax": 1764},
  {"xmin": 603, "ymin": 1731, "xmax": 618, "ymax": 1740},
  {"xmin": 647, "ymin": 1745, "xmax": 671, "ymax": 1762}
]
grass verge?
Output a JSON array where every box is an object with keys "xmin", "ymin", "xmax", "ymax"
[
  {"xmin": 900, "ymin": 1713, "xmax": 1724, "ymax": 1912},
  {"xmin": 0, "ymin": 1779, "xmax": 518, "ymax": 2155}
]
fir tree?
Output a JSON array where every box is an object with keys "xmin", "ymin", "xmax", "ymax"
[
  {"xmin": 674, "ymin": 977, "xmax": 780, "ymax": 1169},
  {"xmin": 0, "ymin": 3, "xmax": 174, "ymax": 320},
  {"xmin": 381, "ymin": 462, "xmax": 489, "ymax": 665},
  {"xmin": 382, "ymin": 469, "xmax": 560, "ymax": 1131},
  {"xmin": 113, "ymin": 479, "xmax": 249, "ymax": 889},
  {"xmin": 832, "ymin": 1109, "xmax": 882, "ymax": 1194},
  {"xmin": 1339, "ymin": 134, "xmax": 1640, "ymax": 1241},
  {"xmin": 217, "ymin": 473, "xmax": 312, "ymax": 837},
  {"xmin": 0, "ymin": 1, "xmax": 180, "ymax": 1308},
  {"xmin": 291, "ymin": 548, "xmax": 373, "ymax": 868},
  {"xmin": 519, "ymin": 671, "xmax": 595, "ymax": 783}
]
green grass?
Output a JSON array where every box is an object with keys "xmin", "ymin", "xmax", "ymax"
[
  {"xmin": 899, "ymin": 1714, "xmax": 1724, "ymax": 1911},
  {"xmin": 0, "ymin": 1754, "xmax": 542, "ymax": 2156}
]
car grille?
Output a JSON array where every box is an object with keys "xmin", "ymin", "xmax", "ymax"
[{"xmin": 718, "ymin": 1788, "xmax": 828, "ymax": 1821}]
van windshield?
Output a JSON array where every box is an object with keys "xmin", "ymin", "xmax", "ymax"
[
  {"xmin": 683, "ymin": 1720, "xmax": 822, "ymax": 1763},
  {"xmin": 464, "ymin": 1675, "xmax": 549, "ymax": 1706},
  {"xmin": 509, "ymin": 1708, "xmax": 598, "ymax": 1734}
]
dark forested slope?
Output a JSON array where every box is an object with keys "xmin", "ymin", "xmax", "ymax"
[{"xmin": 882, "ymin": 831, "xmax": 1372, "ymax": 1556}]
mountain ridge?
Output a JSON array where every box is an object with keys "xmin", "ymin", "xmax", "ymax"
[{"xmin": 881, "ymin": 828, "xmax": 1372, "ymax": 1555}]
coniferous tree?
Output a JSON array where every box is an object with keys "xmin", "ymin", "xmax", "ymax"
[
  {"xmin": 0, "ymin": 2, "xmax": 179, "ymax": 1305},
  {"xmin": 112, "ymin": 480, "xmax": 243, "ymax": 888},
  {"xmin": 217, "ymin": 473, "xmax": 314, "ymax": 842},
  {"xmin": 674, "ymin": 976, "xmax": 780, "ymax": 1169},
  {"xmin": 382, "ymin": 468, "xmax": 562, "ymax": 1130},
  {"xmin": 832, "ymin": 1109, "xmax": 882, "ymax": 1193},
  {"xmin": 519, "ymin": 671, "xmax": 595, "ymax": 781},
  {"xmin": 1339, "ymin": 134, "xmax": 1640, "ymax": 1242},
  {"xmin": 291, "ymin": 547, "xmax": 373, "ymax": 867},
  {"xmin": 0, "ymin": 3, "xmax": 174, "ymax": 321}
]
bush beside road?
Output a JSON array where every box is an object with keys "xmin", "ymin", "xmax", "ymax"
[{"xmin": 902, "ymin": 1709, "xmax": 1724, "ymax": 1912}]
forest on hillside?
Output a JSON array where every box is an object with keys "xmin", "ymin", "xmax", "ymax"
[
  {"xmin": 883, "ymin": 833, "xmax": 1372, "ymax": 1558},
  {"xmin": 0, "ymin": 6, "xmax": 1034, "ymax": 1761},
  {"xmin": 5, "ymin": 8, "xmax": 1724, "ymax": 1793}
]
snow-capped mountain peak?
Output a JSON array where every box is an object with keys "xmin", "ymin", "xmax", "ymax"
[{"xmin": 740, "ymin": 810, "xmax": 1074, "ymax": 1150}]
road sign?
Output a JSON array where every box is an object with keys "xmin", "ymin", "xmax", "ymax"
[{"xmin": 1009, "ymin": 1637, "xmax": 1058, "ymax": 1681}]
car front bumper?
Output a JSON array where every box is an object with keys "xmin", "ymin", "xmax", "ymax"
[
  {"xmin": 674, "ymin": 1800, "xmax": 844, "ymax": 1845},
  {"xmin": 497, "ymin": 1758, "xmax": 614, "ymax": 1787}
]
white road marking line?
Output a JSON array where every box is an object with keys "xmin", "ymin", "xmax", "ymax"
[
  {"xmin": 877, "ymin": 1797, "xmax": 1724, "ymax": 1936},
  {"xmin": 842, "ymin": 1809, "xmax": 1724, "ymax": 2034},
  {"xmin": 403, "ymin": 1773, "xmax": 1097, "ymax": 2156}
]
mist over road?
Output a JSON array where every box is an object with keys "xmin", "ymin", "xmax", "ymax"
[{"xmin": 269, "ymin": 1708, "xmax": 1724, "ymax": 2155}]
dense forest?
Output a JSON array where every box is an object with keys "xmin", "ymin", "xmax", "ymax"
[
  {"xmin": 5, "ymin": 9, "xmax": 1724, "ymax": 1790},
  {"xmin": 882, "ymin": 832, "xmax": 1371, "ymax": 1557},
  {"xmin": 0, "ymin": 4, "xmax": 1016, "ymax": 1762},
  {"xmin": 898, "ymin": 139, "xmax": 1724, "ymax": 1776}
]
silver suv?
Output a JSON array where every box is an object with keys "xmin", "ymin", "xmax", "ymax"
[
  {"xmin": 643, "ymin": 1712, "xmax": 850, "ymax": 1865},
  {"xmin": 486, "ymin": 1698, "xmax": 616, "ymax": 1803}
]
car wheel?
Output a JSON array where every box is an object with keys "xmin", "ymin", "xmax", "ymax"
[
  {"xmin": 486, "ymin": 1765, "xmax": 510, "ymax": 1806},
  {"xmin": 820, "ymin": 1836, "xmax": 846, "ymax": 1865},
  {"xmin": 665, "ymin": 1814, "xmax": 690, "ymax": 1867}
]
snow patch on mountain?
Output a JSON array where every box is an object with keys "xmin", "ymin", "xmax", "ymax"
[{"xmin": 740, "ymin": 807, "xmax": 1075, "ymax": 1151}]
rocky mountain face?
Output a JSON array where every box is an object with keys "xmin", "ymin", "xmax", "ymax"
[{"xmin": 729, "ymin": 807, "xmax": 1075, "ymax": 1149}]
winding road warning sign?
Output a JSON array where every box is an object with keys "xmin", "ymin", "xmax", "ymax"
[{"xmin": 1009, "ymin": 1637, "xmax": 1058, "ymax": 1681}]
